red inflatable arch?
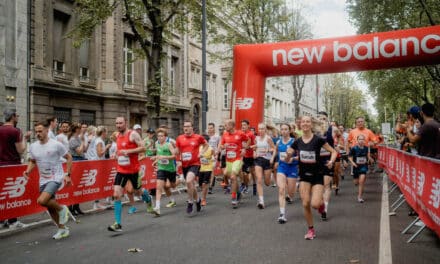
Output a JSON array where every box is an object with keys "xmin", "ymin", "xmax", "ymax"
[{"xmin": 232, "ymin": 25, "xmax": 440, "ymax": 127}]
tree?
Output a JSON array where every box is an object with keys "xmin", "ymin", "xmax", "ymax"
[
  {"xmin": 346, "ymin": 0, "xmax": 440, "ymax": 119},
  {"xmin": 70, "ymin": 0, "xmax": 210, "ymax": 116}
]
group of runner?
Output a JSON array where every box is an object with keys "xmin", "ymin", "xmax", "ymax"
[{"xmin": 22, "ymin": 114, "xmax": 379, "ymax": 240}]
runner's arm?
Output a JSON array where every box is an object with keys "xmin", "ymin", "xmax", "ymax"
[
  {"xmin": 128, "ymin": 131, "xmax": 146, "ymax": 154},
  {"xmin": 23, "ymin": 159, "xmax": 37, "ymax": 179}
]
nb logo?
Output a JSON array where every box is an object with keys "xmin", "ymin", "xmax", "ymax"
[
  {"xmin": 139, "ymin": 165, "xmax": 146, "ymax": 180},
  {"xmin": 107, "ymin": 167, "xmax": 117, "ymax": 184},
  {"xmin": 235, "ymin": 98, "xmax": 254, "ymax": 110},
  {"xmin": 78, "ymin": 169, "xmax": 98, "ymax": 187},
  {"xmin": 0, "ymin": 176, "xmax": 28, "ymax": 200}
]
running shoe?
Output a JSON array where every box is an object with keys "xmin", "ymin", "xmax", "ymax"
[
  {"xmin": 201, "ymin": 199, "xmax": 207, "ymax": 206},
  {"xmin": 186, "ymin": 202, "xmax": 194, "ymax": 214},
  {"xmin": 128, "ymin": 206, "xmax": 137, "ymax": 214},
  {"xmin": 243, "ymin": 186, "xmax": 249, "ymax": 194},
  {"xmin": 231, "ymin": 199, "xmax": 238, "ymax": 209},
  {"xmin": 277, "ymin": 214, "xmax": 287, "ymax": 224},
  {"xmin": 153, "ymin": 207, "xmax": 161, "ymax": 216},
  {"xmin": 58, "ymin": 205, "xmax": 69, "ymax": 225},
  {"xmin": 357, "ymin": 197, "xmax": 364, "ymax": 203},
  {"xmin": 141, "ymin": 190, "xmax": 151, "ymax": 203},
  {"xmin": 52, "ymin": 228, "xmax": 70, "ymax": 240},
  {"xmin": 146, "ymin": 203, "xmax": 154, "ymax": 214},
  {"xmin": 208, "ymin": 187, "xmax": 213, "ymax": 194},
  {"xmin": 196, "ymin": 198, "xmax": 202, "ymax": 212},
  {"xmin": 257, "ymin": 202, "xmax": 265, "ymax": 209},
  {"xmin": 108, "ymin": 222, "xmax": 122, "ymax": 232},
  {"xmin": 285, "ymin": 196, "xmax": 293, "ymax": 204},
  {"xmin": 239, "ymin": 184, "xmax": 246, "ymax": 193},
  {"xmin": 166, "ymin": 201, "xmax": 177, "ymax": 208},
  {"xmin": 321, "ymin": 211, "xmax": 327, "ymax": 221},
  {"xmin": 304, "ymin": 228, "xmax": 316, "ymax": 240}
]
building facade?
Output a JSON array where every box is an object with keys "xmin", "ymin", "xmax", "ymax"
[{"xmin": 0, "ymin": 0, "xmax": 29, "ymax": 129}]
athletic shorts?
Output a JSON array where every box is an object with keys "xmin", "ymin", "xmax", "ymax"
[
  {"xmin": 226, "ymin": 160, "xmax": 243, "ymax": 176},
  {"xmin": 182, "ymin": 165, "xmax": 200, "ymax": 179},
  {"xmin": 39, "ymin": 181, "xmax": 62, "ymax": 199},
  {"xmin": 277, "ymin": 165, "xmax": 298, "ymax": 179},
  {"xmin": 157, "ymin": 170, "xmax": 177, "ymax": 183},
  {"xmin": 198, "ymin": 171, "xmax": 212, "ymax": 185},
  {"xmin": 254, "ymin": 157, "xmax": 271, "ymax": 170},
  {"xmin": 353, "ymin": 165, "xmax": 368, "ymax": 179},
  {"xmin": 320, "ymin": 164, "xmax": 334, "ymax": 177},
  {"xmin": 242, "ymin": 157, "xmax": 255, "ymax": 173},
  {"xmin": 299, "ymin": 172, "xmax": 323, "ymax": 186},
  {"xmin": 370, "ymin": 148, "xmax": 378, "ymax": 154},
  {"xmin": 114, "ymin": 172, "xmax": 142, "ymax": 189}
]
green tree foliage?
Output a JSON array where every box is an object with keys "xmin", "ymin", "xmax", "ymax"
[
  {"xmin": 323, "ymin": 73, "xmax": 368, "ymax": 129},
  {"xmin": 346, "ymin": 0, "xmax": 440, "ymax": 119}
]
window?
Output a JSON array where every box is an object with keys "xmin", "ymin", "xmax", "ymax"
[
  {"xmin": 123, "ymin": 35, "xmax": 134, "ymax": 86},
  {"xmin": 170, "ymin": 56, "xmax": 179, "ymax": 95},
  {"xmin": 210, "ymin": 75, "xmax": 217, "ymax": 108},
  {"xmin": 79, "ymin": 41, "xmax": 89, "ymax": 82},
  {"xmin": 5, "ymin": 0, "xmax": 16, "ymax": 65},
  {"xmin": 79, "ymin": 110, "xmax": 95, "ymax": 125},
  {"xmin": 53, "ymin": 10, "xmax": 70, "ymax": 74},
  {"xmin": 54, "ymin": 108, "xmax": 71, "ymax": 123}
]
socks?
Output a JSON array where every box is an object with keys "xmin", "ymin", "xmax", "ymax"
[
  {"xmin": 155, "ymin": 200, "xmax": 160, "ymax": 209},
  {"xmin": 324, "ymin": 201, "xmax": 329, "ymax": 212},
  {"xmin": 259, "ymin": 196, "xmax": 264, "ymax": 204},
  {"xmin": 114, "ymin": 200, "xmax": 122, "ymax": 224},
  {"xmin": 280, "ymin": 208, "xmax": 285, "ymax": 215}
]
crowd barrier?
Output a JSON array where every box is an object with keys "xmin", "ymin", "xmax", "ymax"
[
  {"xmin": 378, "ymin": 145, "xmax": 440, "ymax": 239},
  {"xmin": 0, "ymin": 159, "xmax": 158, "ymax": 221}
]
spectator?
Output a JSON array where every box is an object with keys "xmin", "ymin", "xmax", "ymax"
[
  {"xmin": 67, "ymin": 123, "xmax": 86, "ymax": 215},
  {"xmin": 109, "ymin": 131, "xmax": 118, "ymax": 159},
  {"xmin": 84, "ymin": 126, "xmax": 97, "ymax": 160},
  {"xmin": 47, "ymin": 117, "xmax": 58, "ymax": 140},
  {"xmin": 0, "ymin": 108, "xmax": 31, "ymax": 228},
  {"xmin": 407, "ymin": 103, "xmax": 440, "ymax": 159},
  {"xmin": 56, "ymin": 121, "xmax": 70, "ymax": 150}
]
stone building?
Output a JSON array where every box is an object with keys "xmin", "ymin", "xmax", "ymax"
[{"xmin": 0, "ymin": 0, "xmax": 29, "ymax": 130}]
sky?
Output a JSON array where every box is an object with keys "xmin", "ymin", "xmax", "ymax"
[{"xmin": 303, "ymin": 0, "xmax": 378, "ymax": 116}]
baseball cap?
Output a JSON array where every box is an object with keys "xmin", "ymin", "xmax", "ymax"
[
  {"xmin": 407, "ymin": 106, "xmax": 420, "ymax": 116},
  {"xmin": 146, "ymin": 128, "xmax": 155, "ymax": 133},
  {"xmin": 133, "ymin": 124, "xmax": 142, "ymax": 130}
]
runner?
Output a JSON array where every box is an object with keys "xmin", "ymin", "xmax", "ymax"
[
  {"xmin": 175, "ymin": 121, "xmax": 208, "ymax": 214},
  {"xmin": 219, "ymin": 119, "xmax": 249, "ymax": 209},
  {"xmin": 207, "ymin": 123, "xmax": 220, "ymax": 194},
  {"xmin": 23, "ymin": 120, "xmax": 73, "ymax": 239},
  {"xmin": 272, "ymin": 123, "xmax": 298, "ymax": 223},
  {"xmin": 286, "ymin": 116, "xmax": 337, "ymax": 240},
  {"xmin": 199, "ymin": 134, "xmax": 215, "ymax": 207},
  {"xmin": 348, "ymin": 134, "xmax": 372, "ymax": 203},
  {"xmin": 241, "ymin": 120, "xmax": 256, "ymax": 195},
  {"xmin": 151, "ymin": 128, "xmax": 177, "ymax": 216},
  {"xmin": 108, "ymin": 116, "xmax": 153, "ymax": 232},
  {"xmin": 253, "ymin": 123, "xmax": 275, "ymax": 209}
]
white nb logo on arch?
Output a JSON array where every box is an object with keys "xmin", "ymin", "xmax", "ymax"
[{"xmin": 235, "ymin": 97, "xmax": 254, "ymax": 110}]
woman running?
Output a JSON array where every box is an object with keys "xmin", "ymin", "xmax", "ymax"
[
  {"xmin": 348, "ymin": 134, "xmax": 372, "ymax": 203},
  {"xmin": 272, "ymin": 123, "xmax": 299, "ymax": 224},
  {"xmin": 286, "ymin": 116, "xmax": 337, "ymax": 240},
  {"xmin": 253, "ymin": 123, "xmax": 275, "ymax": 209}
]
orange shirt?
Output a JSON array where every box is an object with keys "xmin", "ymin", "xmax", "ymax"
[{"xmin": 347, "ymin": 128, "xmax": 377, "ymax": 148}]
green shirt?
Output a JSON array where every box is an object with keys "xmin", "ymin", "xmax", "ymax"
[
  {"xmin": 155, "ymin": 141, "xmax": 175, "ymax": 172},
  {"xmin": 144, "ymin": 137, "xmax": 155, "ymax": 156}
]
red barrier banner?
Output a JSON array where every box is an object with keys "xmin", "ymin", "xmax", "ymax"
[
  {"xmin": 378, "ymin": 146, "xmax": 440, "ymax": 237},
  {"xmin": 0, "ymin": 159, "xmax": 156, "ymax": 221}
]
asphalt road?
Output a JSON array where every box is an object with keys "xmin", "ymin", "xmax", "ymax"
[{"xmin": 1, "ymin": 170, "xmax": 439, "ymax": 264}]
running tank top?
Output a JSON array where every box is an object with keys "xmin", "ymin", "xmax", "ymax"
[
  {"xmin": 277, "ymin": 138, "xmax": 298, "ymax": 166},
  {"xmin": 156, "ymin": 141, "xmax": 175, "ymax": 172},
  {"xmin": 255, "ymin": 135, "xmax": 272, "ymax": 159},
  {"xmin": 116, "ymin": 130, "xmax": 140, "ymax": 174}
]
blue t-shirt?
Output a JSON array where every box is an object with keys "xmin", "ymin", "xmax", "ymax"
[
  {"xmin": 349, "ymin": 145, "xmax": 369, "ymax": 172},
  {"xmin": 277, "ymin": 137, "xmax": 298, "ymax": 171}
]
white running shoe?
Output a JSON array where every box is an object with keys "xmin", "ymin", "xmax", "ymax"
[
  {"xmin": 58, "ymin": 205, "xmax": 69, "ymax": 225},
  {"xmin": 8, "ymin": 221, "xmax": 28, "ymax": 229},
  {"xmin": 277, "ymin": 214, "xmax": 287, "ymax": 224},
  {"xmin": 52, "ymin": 228, "xmax": 70, "ymax": 240}
]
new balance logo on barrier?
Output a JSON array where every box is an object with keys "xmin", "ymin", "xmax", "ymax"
[
  {"xmin": 235, "ymin": 97, "xmax": 254, "ymax": 110},
  {"xmin": 0, "ymin": 176, "xmax": 28, "ymax": 200},
  {"xmin": 78, "ymin": 169, "xmax": 98, "ymax": 188},
  {"xmin": 107, "ymin": 167, "xmax": 117, "ymax": 184},
  {"xmin": 139, "ymin": 165, "xmax": 146, "ymax": 179}
]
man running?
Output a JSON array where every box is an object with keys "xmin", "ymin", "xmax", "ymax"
[
  {"xmin": 175, "ymin": 121, "xmax": 208, "ymax": 214},
  {"xmin": 108, "ymin": 116, "xmax": 152, "ymax": 232},
  {"xmin": 23, "ymin": 120, "xmax": 73, "ymax": 239},
  {"xmin": 207, "ymin": 123, "xmax": 220, "ymax": 194},
  {"xmin": 219, "ymin": 119, "xmax": 249, "ymax": 209},
  {"xmin": 241, "ymin": 120, "xmax": 256, "ymax": 195}
]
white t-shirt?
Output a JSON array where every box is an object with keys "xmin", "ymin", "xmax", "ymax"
[
  {"xmin": 48, "ymin": 130, "xmax": 56, "ymax": 140},
  {"xmin": 85, "ymin": 136, "xmax": 99, "ymax": 160},
  {"xmin": 56, "ymin": 133, "xmax": 69, "ymax": 150},
  {"xmin": 29, "ymin": 139, "xmax": 67, "ymax": 186},
  {"xmin": 109, "ymin": 142, "xmax": 117, "ymax": 159},
  {"xmin": 94, "ymin": 137, "xmax": 106, "ymax": 160}
]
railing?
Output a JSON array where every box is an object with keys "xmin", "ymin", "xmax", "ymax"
[{"xmin": 378, "ymin": 145, "xmax": 440, "ymax": 240}]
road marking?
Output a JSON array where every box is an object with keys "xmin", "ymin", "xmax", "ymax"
[{"xmin": 379, "ymin": 174, "xmax": 393, "ymax": 264}]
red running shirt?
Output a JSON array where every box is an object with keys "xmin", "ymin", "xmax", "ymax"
[
  {"xmin": 175, "ymin": 133, "xmax": 207, "ymax": 168},
  {"xmin": 220, "ymin": 131, "xmax": 249, "ymax": 162},
  {"xmin": 116, "ymin": 130, "xmax": 140, "ymax": 174},
  {"xmin": 243, "ymin": 130, "xmax": 255, "ymax": 158}
]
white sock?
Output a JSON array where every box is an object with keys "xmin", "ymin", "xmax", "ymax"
[
  {"xmin": 324, "ymin": 201, "xmax": 329, "ymax": 212},
  {"xmin": 155, "ymin": 200, "xmax": 160, "ymax": 209},
  {"xmin": 280, "ymin": 208, "xmax": 285, "ymax": 215},
  {"xmin": 259, "ymin": 196, "xmax": 264, "ymax": 204}
]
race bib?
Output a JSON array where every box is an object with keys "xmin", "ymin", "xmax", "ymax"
[
  {"xmin": 200, "ymin": 157, "xmax": 210, "ymax": 165},
  {"xmin": 279, "ymin": 152, "xmax": 287, "ymax": 161},
  {"xmin": 300, "ymin": 151, "xmax": 316, "ymax": 163},
  {"xmin": 118, "ymin": 156, "xmax": 130, "ymax": 166},
  {"xmin": 182, "ymin": 152, "xmax": 192, "ymax": 161},
  {"xmin": 226, "ymin": 151, "xmax": 237, "ymax": 159},
  {"xmin": 159, "ymin": 159, "xmax": 169, "ymax": 165},
  {"xmin": 356, "ymin": 157, "xmax": 367, "ymax": 164}
]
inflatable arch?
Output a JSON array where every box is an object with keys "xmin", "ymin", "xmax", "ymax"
[{"xmin": 232, "ymin": 25, "xmax": 440, "ymax": 127}]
